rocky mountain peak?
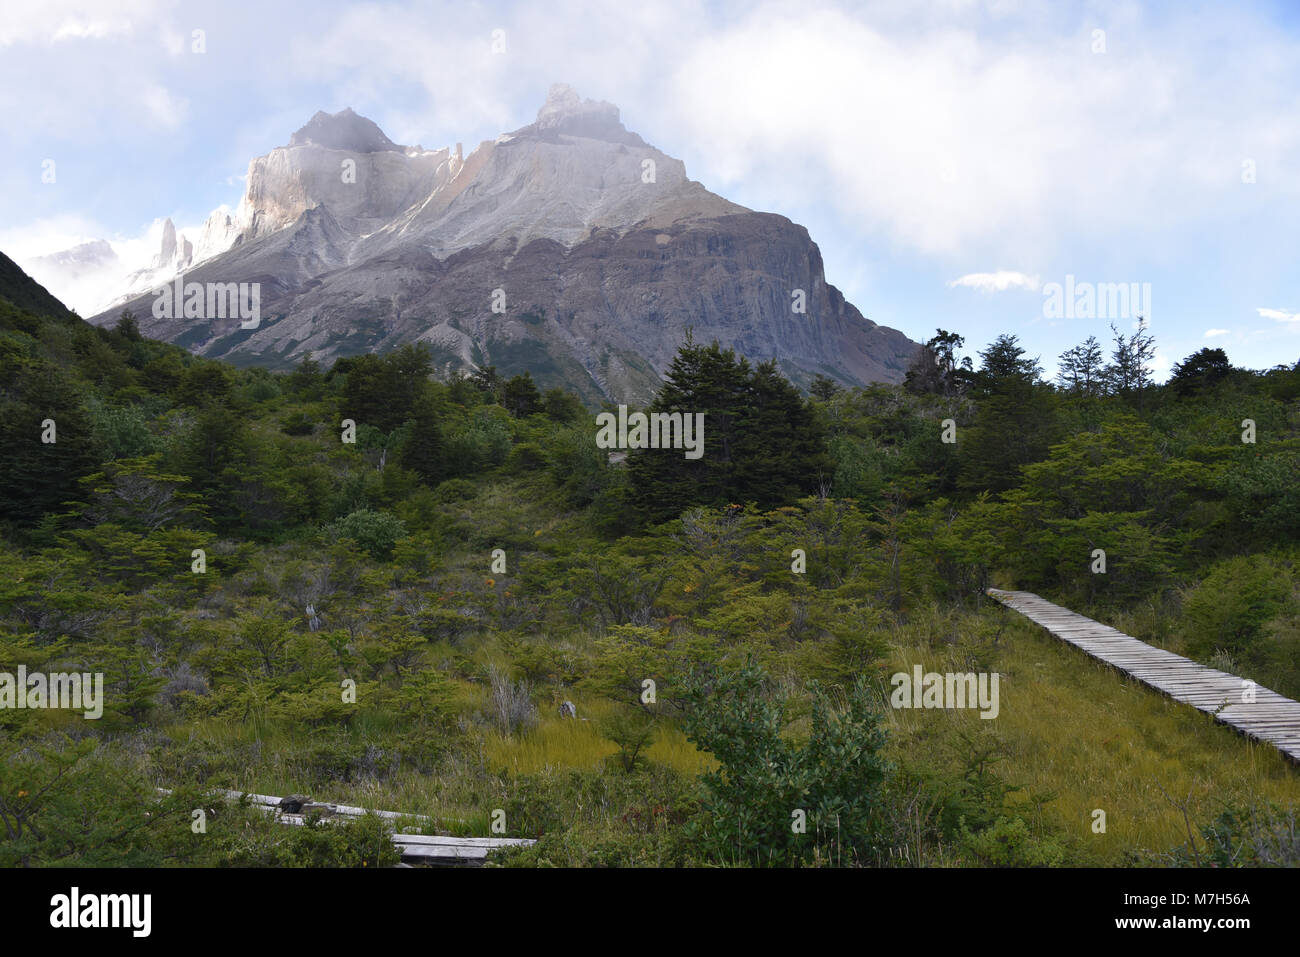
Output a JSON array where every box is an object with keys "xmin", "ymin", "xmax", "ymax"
[
  {"xmin": 89, "ymin": 84, "xmax": 919, "ymax": 400},
  {"xmin": 153, "ymin": 218, "xmax": 192, "ymax": 271},
  {"xmin": 529, "ymin": 83, "xmax": 639, "ymax": 144},
  {"xmin": 536, "ymin": 83, "xmax": 618, "ymax": 125},
  {"xmin": 288, "ymin": 107, "xmax": 401, "ymax": 153}
]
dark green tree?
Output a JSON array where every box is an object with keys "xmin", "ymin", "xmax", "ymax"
[
  {"xmin": 1056, "ymin": 335, "xmax": 1106, "ymax": 397},
  {"xmin": 905, "ymin": 329, "xmax": 970, "ymax": 396},
  {"xmin": 629, "ymin": 338, "xmax": 828, "ymax": 524},
  {"xmin": 1169, "ymin": 347, "xmax": 1232, "ymax": 397},
  {"xmin": 399, "ymin": 389, "xmax": 447, "ymax": 486},
  {"xmin": 113, "ymin": 310, "xmax": 142, "ymax": 342},
  {"xmin": 0, "ymin": 355, "xmax": 101, "ymax": 523},
  {"xmin": 287, "ymin": 351, "xmax": 324, "ymax": 398},
  {"xmin": 470, "ymin": 364, "xmax": 503, "ymax": 402},
  {"xmin": 503, "ymin": 372, "xmax": 543, "ymax": 418},
  {"xmin": 338, "ymin": 345, "xmax": 432, "ymax": 433},
  {"xmin": 809, "ymin": 374, "xmax": 842, "ymax": 401},
  {"xmin": 542, "ymin": 387, "xmax": 585, "ymax": 422},
  {"xmin": 1105, "ymin": 320, "xmax": 1156, "ymax": 407},
  {"xmin": 959, "ymin": 334, "xmax": 1058, "ymax": 493},
  {"xmin": 732, "ymin": 360, "xmax": 832, "ymax": 507},
  {"xmin": 176, "ymin": 361, "xmax": 234, "ymax": 407}
]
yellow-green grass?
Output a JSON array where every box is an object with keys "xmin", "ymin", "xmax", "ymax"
[
  {"xmin": 156, "ymin": 714, "xmax": 492, "ymax": 833},
  {"xmin": 156, "ymin": 686, "xmax": 712, "ymax": 835},
  {"xmin": 481, "ymin": 695, "xmax": 714, "ymax": 776},
  {"xmin": 884, "ymin": 606, "xmax": 1300, "ymax": 863},
  {"xmin": 153, "ymin": 594, "xmax": 1300, "ymax": 861}
]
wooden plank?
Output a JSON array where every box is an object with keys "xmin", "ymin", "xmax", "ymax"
[
  {"xmin": 394, "ymin": 834, "xmax": 534, "ymax": 848},
  {"xmin": 160, "ymin": 787, "xmax": 537, "ymax": 864},
  {"xmin": 398, "ymin": 845, "xmax": 492, "ymax": 863},
  {"xmin": 987, "ymin": 588, "xmax": 1300, "ymax": 763}
]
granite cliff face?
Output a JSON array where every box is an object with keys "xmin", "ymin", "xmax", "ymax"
[{"xmin": 92, "ymin": 85, "xmax": 918, "ymax": 403}]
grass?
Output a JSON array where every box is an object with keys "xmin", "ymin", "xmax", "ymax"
[
  {"xmin": 146, "ymin": 580, "xmax": 1298, "ymax": 863},
  {"xmin": 482, "ymin": 695, "xmax": 714, "ymax": 776},
  {"xmin": 884, "ymin": 603, "xmax": 1300, "ymax": 864},
  {"xmin": 155, "ymin": 686, "xmax": 713, "ymax": 838}
]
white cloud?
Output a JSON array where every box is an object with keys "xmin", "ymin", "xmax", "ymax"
[
  {"xmin": 1148, "ymin": 350, "xmax": 1173, "ymax": 380},
  {"xmin": 3, "ymin": 0, "xmax": 1299, "ymax": 366},
  {"xmin": 281, "ymin": 0, "xmax": 1299, "ymax": 265},
  {"xmin": 159, "ymin": 26, "xmax": 186, "ymax": 56},
  {"xmin": 1204, "ymin": 328, "xmax": 1230, "ymax": 337},
  {"xmin": 12, "ymin": 1, "xmax": 1299, "ymax": 266},
  {"xmin": 668, "ymin": 2, "xmax": 1300, "ymax": 262},
  {"xmin": 0, "ymin": 0, "xmax": 164, "ymax": 47},
  {"xmin": 1257, "ymin": 307, "xmax": 1299, "ymax": 322},
  {"xmin": 948, "ymin": 270, "xmax": 1040, "ymax": 293},
  {"xmin": 141, "ymin": 83, "xmax": 187, "ymax": 126},
  {"xmin": 0, "ymin": 214, "xmax": 110, "ymax": 262},
  {"xmin": 3, "ymin": 216, "xmax": 198, "ymax": 315}
]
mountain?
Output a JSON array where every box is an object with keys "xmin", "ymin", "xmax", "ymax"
[
  {"xmin": 26, "ymin": 239, "xmax": 120, "ymax": 281},
  {"xmin": 22, "ymin": 240, "xmax": 121, "ymax": 315},
  {"xmin": 0, "ymin": 249, "xmax": 76, "ymax": 318},
  {"xmin": 90, "ymin": 84, "xmax": 919, "ymax": 402}
]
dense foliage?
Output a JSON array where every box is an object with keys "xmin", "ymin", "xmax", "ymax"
[{"xmin": 1, "ymin": 281, "xmax": 1298, "ymax": 867}]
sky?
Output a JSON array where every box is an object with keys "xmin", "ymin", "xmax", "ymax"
[{"xmin": 2, "ymin": 0, "xmax": 1298, "ymax": 379}]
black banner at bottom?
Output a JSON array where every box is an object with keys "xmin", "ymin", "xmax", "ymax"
[{"xmin": 0, "ymin": 866, "xmax": 1282, "ymax": 944}]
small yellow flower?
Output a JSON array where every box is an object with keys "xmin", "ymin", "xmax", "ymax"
[
  {"xmin": 486, "ymin": 578, "xmax": 496, "ymax": 588},
  {"xmin": 17, "ymin": 790, "xmax": 28, "ymax": 798},
  {"xmin": 683, "ymin": 583, "xmax": 695, "ymax": 593}
]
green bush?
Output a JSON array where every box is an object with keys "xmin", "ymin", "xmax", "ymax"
[
  {"xmin": 87, "ymin": 402, "xmax": 158, "ymax": 459},
  {"xmin": 680, "ymin": 660, "xmax": 890, "ymax": 866},
  {"xmin": 598, "ymin": 708, "xmax": 657, "ymax": 773},
  {"xmin": 507, "ymin": 441, "xmax": 547, "ymax": 472},
  {"xmin": 1192, "ymin": 801, "xmax": 1300, "ymax": 867},
  {"xmin": 432, "ymin": 477, "xmax": 478, "ymax": 503},
  {"xmin": 445, "ymin": 405, "xmax": 512, "ymax": 475},
  {"xmin": 322, "ymin": 508, "xmax": 407, "ymax": 559},
  {"xmin": 960, "ymin": 815, "xmax": 1066, "ymax": 867},
  {"xmin": 280, "ymin": 409, "xmax": 316, "ymax": 436},
  {"xmin": 1183, "ymin": 553, "xmax": 1297, "ymax": 658},
  {"xmin": 214, "ymin": 811, "xmax": 401, "ymax": 868}
]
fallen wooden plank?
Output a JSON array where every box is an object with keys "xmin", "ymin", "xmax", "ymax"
[
  {"xmin": 394, "ymin": 834, "xmax": 534, "ymax": 848},
  {"xmin": 158, "ymin": 787, "xmax": 536, "ymax": 865}
]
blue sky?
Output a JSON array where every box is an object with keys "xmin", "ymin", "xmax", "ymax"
[{"xmin": 2, "ymin": 0, "xmax": 1298, "ymax": 379}]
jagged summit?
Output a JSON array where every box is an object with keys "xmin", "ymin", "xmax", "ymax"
[
  {"xmin": 88, "ymin": 84, "xmax": 919, "ymax": 401},
  {"xmin": 525, "ymin": 83, "xmax": 643, "ymax": 145},
  {"xmin": 535, "ymin": 83, "xmax": 619, "ymax": 127},
  {"xmin": 289, "ymin": 107, "xmax": 401, "ymax": 153}
]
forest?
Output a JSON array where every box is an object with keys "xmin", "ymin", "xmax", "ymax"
[{"xmin": 2, "ymin": 265, "xmax": 1298, "ymax": 867}]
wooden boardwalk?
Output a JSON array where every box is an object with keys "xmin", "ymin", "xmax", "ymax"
[
  {"xmin": 164, "ymin": 788, "xmax": 535, "ymax": 865},
  {"xmin": 987, "ymin": 588, "xmax": 1300, "ymax": 763}
]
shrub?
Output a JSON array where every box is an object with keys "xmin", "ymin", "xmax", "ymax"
[
  {"xmin": 322, "ymin": 508, "xmax": 407, "ymax": 559},
  {"xmin": 280, "ymin": 409, "xmax": 316, "ymax": 436},
  {"xmin": 960, "ymin": 815, "xmax": 1066, "ymax": 867},
  {"xmin": 87, "ymin": 401, "xmax": 158, "ymax": 459},
  {"xmin": 1182, "ymin": 553, "xmax": 1296, "ymax": 658},
  {"xmin": 680, "ymin": 659, "xmax": 890, "ymax": 866},
  {"xmin": 507, "ymin": 441, "xmax": 547, "ymax": 472},
  {"xmin": 432, "ymin": 477, "xmax": 478, "ymax": 503},
  {"xmin": 1193, "ymin": 801, "xmax": 1300, "ymax": 867},
  {"xmin": 598, "ymin": 708, "xmax": 657, "ymax": 773},
  {"xmin": 215, "ymin": 811, "xmax": 401, "ymax": 868},
  {"xmin": 445, "ymin": 405, "xmax": 513, "ymax": 475}
]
